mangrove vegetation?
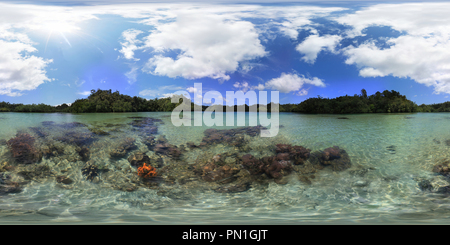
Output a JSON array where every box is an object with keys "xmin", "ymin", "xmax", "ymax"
[{"xmin": 1, "ymin": 88, "xmax": 450, "ymax": 114}]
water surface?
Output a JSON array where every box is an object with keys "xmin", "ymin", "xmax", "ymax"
[{"xmin": 1, "ymin": 112, "xmax": 450, "ymax": 224}]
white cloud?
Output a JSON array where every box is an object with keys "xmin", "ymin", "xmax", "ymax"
[
  {"xmin": 186, "ymin": 86, "xmax": 198, "ymax": 93},
  {"xmin": 74, "ymin": 78, "xmax": 85, "ymax": 87},
  {"xmin": 233, "ymin": 81, "xmax": 251, "ymax": 92},
  {"xmin": 125, "ymin": 66, "xmax": 139, "ymax": 84},
  {"xmin": 78, "ymin": 91, "xmax": 91, "ymax": 96},
  {"xmin": 334, "ymin": 2, "xmax": 450, "ymax": 94},
  {"xmin": 263, "ymin": 73, "xmax": 325, "ymax": 94},
  {"xmin": 119, "ymin": 29, "xmax": 144, "ymax": 60},
  {"xmin": 139, "ymin": 84, "xmax": 184, "ymax": 98},
  {"xmin": 141, "ymin": 12, "xmax": 267, "ymax": 81},
  {"xmin": 296, "ymin": 34, "xmax": 342, "ymax": 63},
  {"xmin": 253, "ymin": 83, "xmax": 265, "ymax": 91},
  {"xmin": 0, "ymin": 39, "xmax": 52, "ymax": 96},
  {"xmin": 296, "ymin": 89, "xmax": 309, "ymax": 96}
]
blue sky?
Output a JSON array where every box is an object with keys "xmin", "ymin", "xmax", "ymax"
[{"xmin": 1, "ymin": 1, "xmax": 450, "ymax": 106}]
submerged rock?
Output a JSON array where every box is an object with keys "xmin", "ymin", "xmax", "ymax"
[
  {"xmin": 28, "ymin": 127, "xmax": 48, "ymax": 138},
  {"xmin": 7, "ymin": 133, "xmax": 42, "ymax": 164},
  {"xmin": 0, "ymin": 173, "xmax": 21, "ymax": 195},
  {"xmin": 260, "ymin": 156, "xmax": 293, "ymax": 180},
  {"xmin": 110, "ymin": 137, "xmax": 137, "ymax": 158},
  {"xmin": 308, "ymin": 146, "xmax": 352, "ymax": 171},
  {"xmin": 214, "ymin": 182, "xmax": 251, "ymax": 193},
  {"xmin": 153, "ymin": 136, "xmax": 183, "ymax": 159},
  {"xmin": 56, "ymin": 131, "xmax": 96, "ymax": 147},
  {"xmin": 129, "ymin": 117, "xmax": 162, "ymax": 136},
  {"xmin": 17, "ymin": 165, "xmax": 55, "ymax": 180},
  {"xmin": 200, "ymin": 125, "xmax": 267, "ymax": 148},
  {"xmin": 56, "ymin": 175, "xmax": 73, "ymax": 185},
  {"xmin": 77, "ymin": 147, "xmax": 90, "ymax": 162},
  {"xmin": 433, "ymin": 160, "xmax": 450, "ymax": 177},
  {"xmin": 275, "ymin": 144, "xmax": 311, "ymax": 165},
  {"xmin": 81, "ymin": 164, "xmax": 99, "ymax": 181},
  {"xmin": 128, "ymin": 152, "xmax": 151, "ymax": 167}
]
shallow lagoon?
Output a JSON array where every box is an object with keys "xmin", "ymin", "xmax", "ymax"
[{"xmin": 1, "ymin": 112, "xmax": 450, "ymax": 224}]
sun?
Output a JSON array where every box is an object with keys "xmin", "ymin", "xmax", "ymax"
[
  {"xmin": 40, "ymin": 21, "xmax": 80, "ymax": 49},
  {"xmin": 42, "ymin": 22, "xmax": 79, "ymax": 34}
]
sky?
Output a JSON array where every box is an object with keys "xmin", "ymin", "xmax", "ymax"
[{"xmin": 1, "ymin": 1, "xmax": 450, "ymax": 106}]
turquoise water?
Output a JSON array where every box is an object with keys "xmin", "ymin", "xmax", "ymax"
[{"xmin": 1, "ymin": 112, "xmax": 450, "ymax": 224}]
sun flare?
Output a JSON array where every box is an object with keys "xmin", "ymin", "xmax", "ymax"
[{"xmin": 42, "ymin": 22, "xmax": 79, "ymax": 34}]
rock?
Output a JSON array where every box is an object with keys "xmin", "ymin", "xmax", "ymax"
[
  {"xmin": 6, "ymin": 133, "xmax": 42, "ymax": 164},
  {"xmin": 200, "ymin": 125, "xmax": 267, "ymax": 148},
  {"xmin": 240, "ymin": 154, "xmax": 264, "ymax": 175},
  {"xmin": 353, "ymin": 180, "xmax": 369, "ymax": 187},
  {"xmin": 198, "ymin": 162, "xmax": 240, "ymax": 183},
  {"xmin": 154, "ymin": 143, "xmax": 182, "ymax": 159},
  {"xmin": 142, "ymin": 135, "xmax": 156, "ymax": 150},
  {"xmin": 317, "ymin": 146, "xmax": 351, "ymax": 171},
  {"xmin": 214, "ymin": 182, "xmax": 251, "ymax": 193},
  {"xmin": 56, "ymin": 175, "xmax": 73, "ymax": 185},
  {"xmin": 128, "ymin": 152, "xmax": 151, "ymax": 167},
  {"xmin": 322, "ymin": 146, "xmax": 341, "ymax": 162},
  {"xmin": 418, "ymin": 179, "xmax": 433, "ymax": 192},
  {"xmin": 0, "ymin": 173, "xmax": 21, "ymax": 195},
  {"xmin": 260, "ymin": 156, "xmax": 292, "ymax": 179},
  {"xmin": 17, "ymin": 165, "xmax": 54, "ymax": 180},
  {"xmin": 81, "ymin": 164, "xmax": 99, "ymax": 181},
  {"xmin": 433, "ymin": 160, "xmax": 450, "ymax": 176},
  {"xmin": 275, "ymin": 144, "xmax": 311, "ymax": 165},
  {"xmin": 77, "ymin": 147, "xmax": 90, "ymax": 162},
  {"xmin": 186, "ymin": 142, "xmax": 198, "ymax": 149},
  {"xmin": 110, "ymin": 137, "xmax": 137, "ymax": 158}
]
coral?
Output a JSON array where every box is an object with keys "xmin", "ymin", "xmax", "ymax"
[
  {"xmin": 7, "ymin": 133, "xmax": 42, "ymax": 164},
  {"xmin": 199, "ymin": 162, "xmax": 240, "ymax": 183},
  {"xmin": 260, "ymin": 156, "xmax": 292, "ymax": 179},
  {"xmin": 321, "ymin": 146, "xmax": 341, "ymax": 163},
  {"xmin": 137, "ymin": 163, "xmax": 157, "ymax": 179},
  {"xmin": 309, "ymin": 146, "xmax": 352, "ymax": 171},
  {"xmin": 193, "ymin": 154, "xmax": 241, "ymax": 183},
  {"xmin": 240, "ymin": 154, "xmax": 264, "ymax": 175},
  {"xmin": 275, "ymin": 144, "xmax": 311, "ymax": 165},
  {"xmin": 81, "ymin": 164, "xmax": 99, "ymax": 181}
]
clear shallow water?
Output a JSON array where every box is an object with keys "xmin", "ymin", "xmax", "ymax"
[{"xmin": 1, "ymin": 112, "xmax": 450, "ymax": 224}]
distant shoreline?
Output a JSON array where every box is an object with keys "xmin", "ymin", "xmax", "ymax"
[{"xmin": 1, "ymin": 89, "xmax": 449, "ymax": 114}]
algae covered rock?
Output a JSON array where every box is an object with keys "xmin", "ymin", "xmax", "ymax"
[{"xmin": 6, "ymin": 133, "xmax": 43, "ymax": 164}]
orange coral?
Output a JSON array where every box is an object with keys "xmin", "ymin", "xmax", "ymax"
[{"xmin": 137, "ymin": 163, "xmax": 157, "ymax": 179}]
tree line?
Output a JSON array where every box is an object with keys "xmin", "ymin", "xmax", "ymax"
[{"xmin": 1, "ymin": 88, "xmax": 450, "ymax": 114}]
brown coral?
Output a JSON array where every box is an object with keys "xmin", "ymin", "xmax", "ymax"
[
  {"xmin": 7, "ymin": 133, "xmax": 42, "ymax": 164},
  {"xmin": 137, "ymin": 163, "xmax": 157, "ymax": 179}
]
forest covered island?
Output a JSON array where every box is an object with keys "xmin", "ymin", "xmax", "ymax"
[{"xmin": 1, "ymin": 88, "xmax": 450, "ymax": 114}]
